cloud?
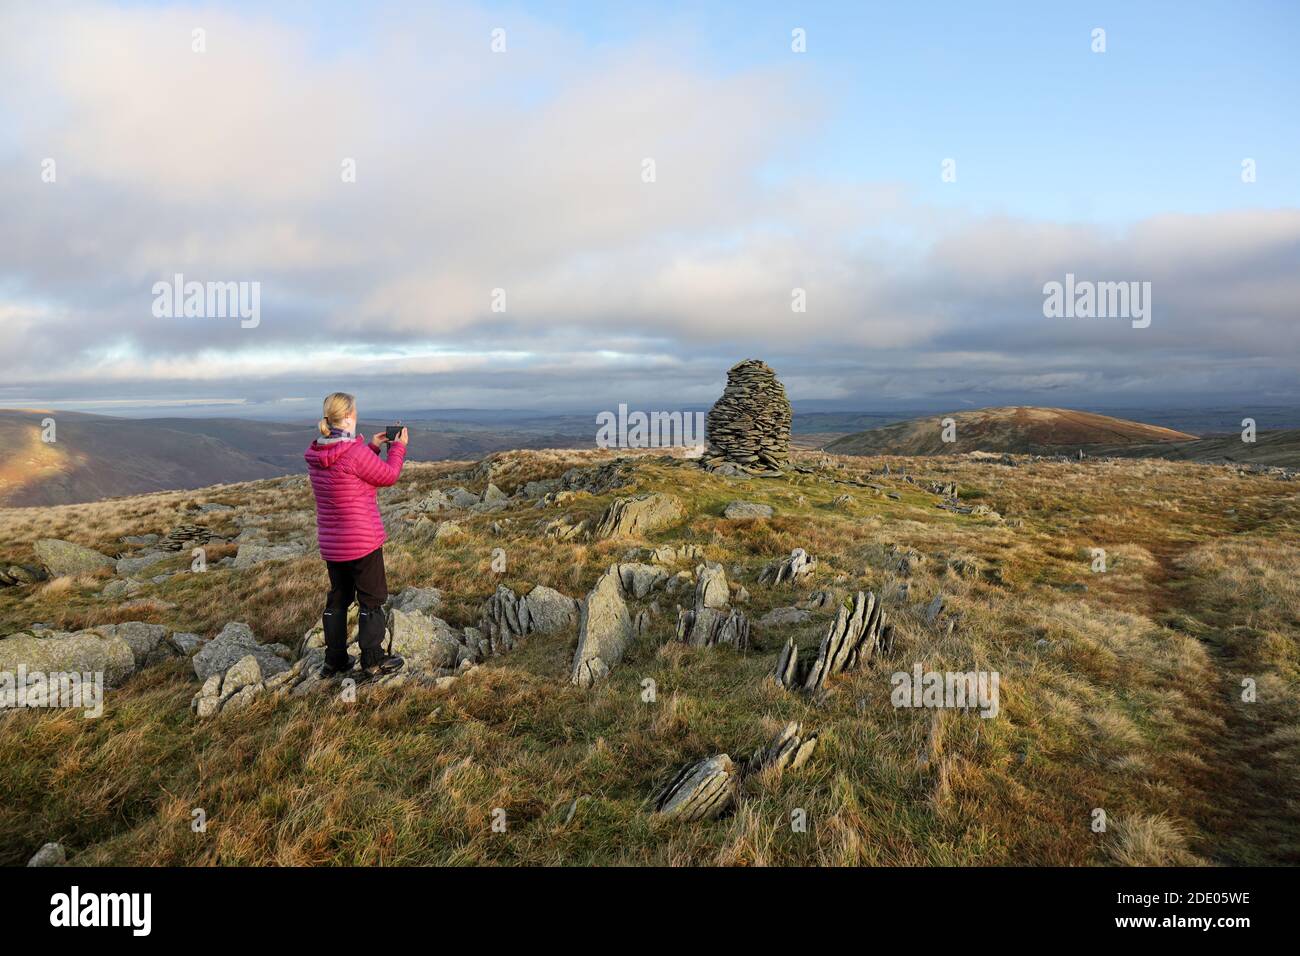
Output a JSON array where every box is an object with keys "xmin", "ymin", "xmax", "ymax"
[{"xmin": 0, "ymin": 1, "xmax": 1297, "ymax": 411}]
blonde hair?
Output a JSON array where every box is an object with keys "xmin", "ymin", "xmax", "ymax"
[{"xmin": 318, "ymin": 392, "xmax": 356, "ymax": 437}]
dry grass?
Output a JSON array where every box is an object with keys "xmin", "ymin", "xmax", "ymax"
[{"xmin": 0, "ymin": 448, "xmax": 1296, "ymax": 865}]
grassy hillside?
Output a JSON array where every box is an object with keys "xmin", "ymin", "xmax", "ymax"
[
  {"xmin": 826, "ymin": 406, "xmax": 1197, "ymax": 457},
  {"xmin": 0, "ymin": 448, "xmax": 1296, "ymax": 865},
  {"xmin": 0, "ymin": 410, "xmax": 596, "ymax": 507}
]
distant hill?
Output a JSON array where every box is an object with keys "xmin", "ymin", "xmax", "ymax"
[
  {"xmin": 1097, "ymin": 429, "xmax": 1300, "ymax": 469},
  {"xmin": 0, "ymin": 409, "xmax": 594, "ymax": 507},
  {"xmin": 824, "ymin": 406, "xmax": 1198, "ymax": 457}
]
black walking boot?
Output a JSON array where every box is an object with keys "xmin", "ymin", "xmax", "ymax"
[
  {"xmin": 357, "ymin": 605, "xmax": 404, "ymax": 678},
  {"xmin": 320, "ymin": 607, "xmax": 355, "ymax": 677}
]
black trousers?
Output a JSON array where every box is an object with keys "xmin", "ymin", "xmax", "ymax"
[{"xmin": 324, "ymin": 546, "xmax": 388, "ymax": 656}]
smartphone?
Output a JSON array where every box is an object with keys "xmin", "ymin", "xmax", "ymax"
[{"xmin": 384, "ymin": 422, "xmax": 403, "ymax": 442}]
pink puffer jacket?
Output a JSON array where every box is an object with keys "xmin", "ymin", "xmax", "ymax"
[{"xmin": 305, "ymin": 437, "xmax": 407, "ymax": 562}]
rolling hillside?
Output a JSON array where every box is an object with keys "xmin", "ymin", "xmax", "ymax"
[
  {"xmin": 0, "ymin": 410, "xmax": 595, "ymax": 507},
  {"xmin": 824, "ymin": 406, "xmax": 1198, "ymax": 457}
]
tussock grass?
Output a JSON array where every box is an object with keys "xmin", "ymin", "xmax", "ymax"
[{"xmin": 0, "ymin": 449, "xmax": 1296, "ymax": 865}]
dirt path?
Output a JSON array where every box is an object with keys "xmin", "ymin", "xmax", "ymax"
[{"xmin": 1145, "ymin": 537, "xmax": 1298, "ymax": 865}]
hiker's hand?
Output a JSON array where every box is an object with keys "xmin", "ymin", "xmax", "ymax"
[
  {"xmin": 395, "ymin": 427, "xmax": 409, "ymax": 445},
  {"xmin": 370, "ymin": 432, "xmax": 387, "ymax": 449}
]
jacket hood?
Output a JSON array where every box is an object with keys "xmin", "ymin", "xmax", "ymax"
[{"xmin": 305, "ymin": 436, "xmax": 360, "ymax": 469}]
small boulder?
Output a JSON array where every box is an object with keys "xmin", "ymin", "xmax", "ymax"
[
  {"xmin": 220, "ymin": 654, "xmax": 263, "ymax": 697},
  {"xmin": 653, "ymin": 755, "xmax": 738, "ymax": 820},
  {"xmin": 594, "ymin": 494, "xmax": 682, "ymax": 539},
  {"xmin": 723, "ymin": 501, "xmax": 773, "ymax": 520},
  {"xmin": 192, "ymin": 623, "xmax": 290, "ymax": 682},
  {"xmin": 33, "ymin": 539, "xmax": 114, "ymax": 577},
  {"xmin": 571, "ymin": 566, "xmax": 634, "ymax": 687},
  {"xmin": 26, "ymin": 843, "xmax": 67, "ymax": 867}
]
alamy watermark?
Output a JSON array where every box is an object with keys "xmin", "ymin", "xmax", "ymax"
[
  {"xmin": 891, "ymin": 664, "xmax": 999, "ymax": 718},
  {"xmin": 152, "ymin": 273, "xmax": 260, "ymax": 328},
  {"xmin": 1, "ymin": 667, "xmax": 104, "ymax": 718},
  {"xmin": 1042, "ymin": 273, "xmax": 1151, "ymax": 328},
  {"xmin": 595, "ymin": 404, "xmax": 705, "ymax": 449}
]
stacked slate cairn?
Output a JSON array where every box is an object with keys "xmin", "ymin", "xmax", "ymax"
[{"xmin": 702, "ymin": 359, "xmax": 792, "ymax": 475}]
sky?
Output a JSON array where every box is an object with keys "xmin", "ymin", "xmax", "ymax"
[{"xmin": 1, "ymin": 0, "xmax": 1297, "ymax": 417}]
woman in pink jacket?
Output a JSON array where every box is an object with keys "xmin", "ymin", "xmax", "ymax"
[{"xmin": 304, "ymin": 392, "xmax": 408, "ymax": 678}]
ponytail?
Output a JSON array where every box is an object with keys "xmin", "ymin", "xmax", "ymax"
[{"xmin": 319, "ymin": 392, "xmax": 356, "ymax": 438}]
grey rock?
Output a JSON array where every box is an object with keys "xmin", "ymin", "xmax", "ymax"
[
  {"xmin": 433, "ymin": 520, "xmax": 463, "ymax": 541},
  {"xmin": 648, "ymin": 544, "xmax": 704, "ymax": 565},
  {"xmin": 653, "ymin": 754, "xmax": 738, "ymax": 820},
  {"xmin": 448, "ymin": 487, "xmax": 480, "ymax": 509},
  {"xmin": 571, "ymin": 566, "xmax": 634, "ymax": 687},
  {"xmin": 0, "ymin": 630, "xmax": 135, "ymax": 686},
  {"xmin": 693, "ymin": 562, "xmax": 729, "ymax": 610},
  {"xmin": 220, "ymin": 654, "xmax": 263, "ymax": 697},
  {"xmin": 746, "ymin": 721, "xmax": 818, "ymax": 777},
  {"xmin": 675, "ymin": 606, "xmax": 751, "ymax": 649},
  {"xmin": 170, "ymin": 632, "xmax": 204, "ymax": 655},
  {"xmin": 101, "ymin": 579, "xmax": 143, "ymax": 600},
  {"xmin": 96, "ymin": 622, "xmax": 171, "ymax": 668},
  {"xmin": 114, "ymin": 550, "xmax": 172, "ymax": 576},
  {"xmin": 192, "ymin": 622, "xmax": 290, "ymax": 682},
  {"xmin": 617, "ymin": 563, "xmax": 668, "ymax": 600},
  {"xmin": 758, "ymin": 548, "xmax": 816, "ymax": 585},
  {"xmin": 723, "ymin": 501, "xmax": 774, "ymax": 520},
  {"xmin": 925, "ymin": 593, "xmax": 945, "ymax": 626},
  {"xmin": 758, "ymin": 606, "xmax": 810, "ymax": 628},
  {"xmin": 26, "ymin": 842, "xmax": 67, "ymax": 867},
  {"xmin": 390, "ymin": 586, "xmax": 443, "ymax": 616},
  {"xmin": 232, "ymin": 541, "xmax": 307, "ymax": 569},
  {"xmin": 524, "ymin": 585, "xmax": 579, "ymax": 635},
  {"xmin": 386, "ymin": 608, "xmax": 463, "ymax": 670},
  {"xmin": 594, "ymin": 493, "xmax": 682, "ymax": 539},
  {"xmin": 773, "ymin": 591, "xmax": 889, "ymax": 694},
  {"xmin": 33, "ymin": 538, "xmax": 114, "ymax": 576}
]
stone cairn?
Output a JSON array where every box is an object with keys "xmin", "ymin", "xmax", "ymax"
[{"xmin": 702, "ymin": 359, "xmax": 792, "ymax": 475}]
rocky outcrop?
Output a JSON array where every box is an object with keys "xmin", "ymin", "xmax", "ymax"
[
  {"xmin": 0, "ymin": 630, "xmax": 135, "ymax": 686},
  {"xmin": 298, "ymin": 606, "xmax": 470, "ymax": 670},
  {"xmin": 570, "ymin": 566, "xmax": 634, "ymax": 687},
  {"xmin": 95, "ymin": 622, "xmax": 177, "ymax": 669},
  {"xmin": 480, "ymin": 583, "xmax": 579, "ymax": 654},
  {"xmin": 653, "ymin": 723, "xmax": 818, "ymax": 821},
  {"xmin": 702, "ymin": 360, "xmax": 792, "ymax": 474},
  {"xmin": 593, "ymin": 493, "xmax": 682, "ymax": 539},
  {"xmin": 675, "ymin": 606, "xmax": 751, "ymax": 649},
  {"xmin": 33, "ymin": 539, "xmax": 114, "ymax": 577},
  {"xmin": 389, "ymin": 586, "xmax": 443, "ymax": 616},
  {"xmin": 652, "ymin": 754, "xmax": 739, "ymax": 821},
  {"xmin": 648, "ymin": 544, "xmax": 704, "ymax": 566},
  {"xmin": 746, "ymin": 722, "xmax": 819, "ymax": 777},
  {"xmin": 193, "ymin": 622, "xmax": 292, "ymax": 682},
  {"xmin": 773, "ymin": 591, "xmax": 890, "ymax": 694},
  {"xmin": 758, "ymin": 548, "xmax": 816, "ymax": 585},
  {"xmin": 617, "ymin": 563, "xmax": 668, "ymax": 600},
  {"xmin": 0, "ymin": 564, "xmax": 45, "ymax": 587},
  {"xmin": 675, "ymin": 562, "xmax": 751, "ymax": 649},
  {"xmin": 692, "ymin": 562, "xmax": 730, "ymax": 610}
]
